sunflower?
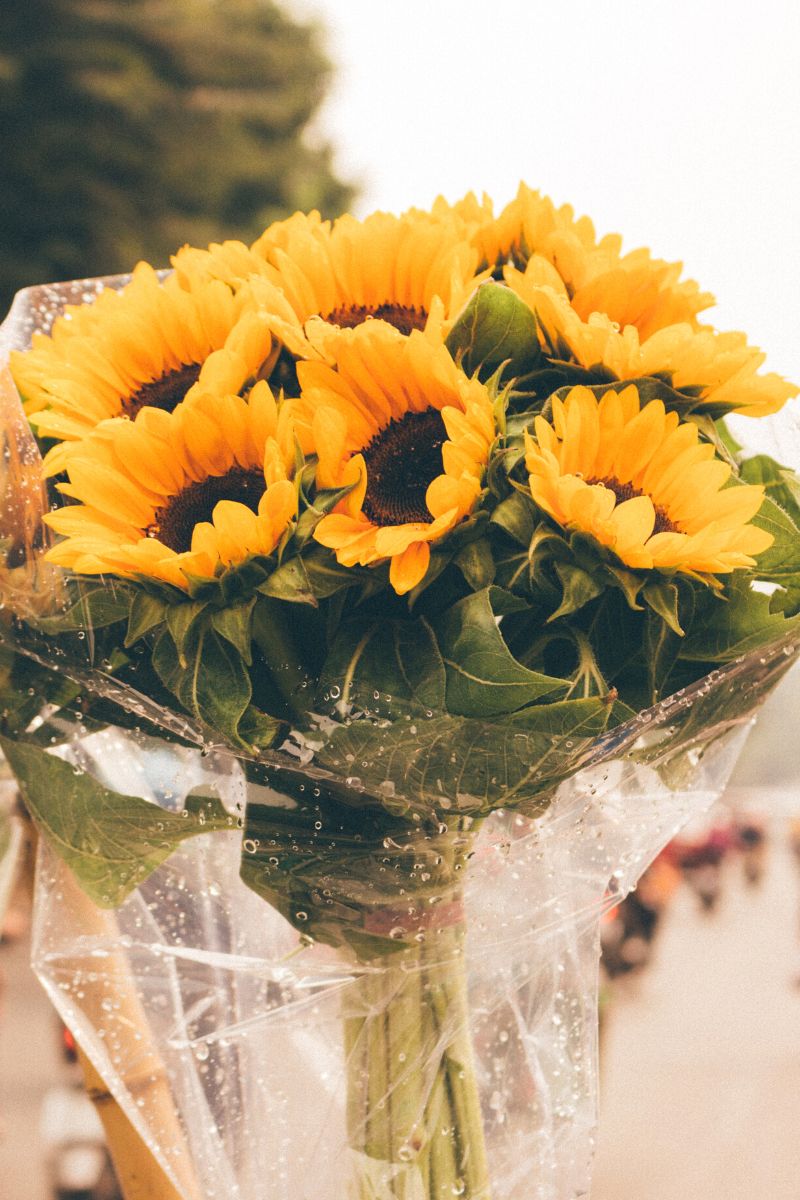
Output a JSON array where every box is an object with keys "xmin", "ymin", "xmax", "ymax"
[
  {"xmin": 524, "ymin": 385, "xmax": 773, "ymax": 576},
  {"xmin": 175, "ymin": 208, "xmax": 489, "ymax": 370},
  {"xmin": 43, "ymin": 383, "xmax": 296, "ymax": 590},
  {"xmin": 11, "ymin": 263, "xmax": 274, "ymax": 452},
  {"xmin": 289, "ymin": 323, "xmax": 496, "ymax": 595},
  {"xmin": 478, "ymin": 182, "xmax": 714, "ymax": 338},
  {"xmin": 406, "ymin": 190, "xmax": 495, "ymax": 238},
  {"xmin": 171, "ymin": 209, "xmax": 330, "ymax": 291},
  {"xmin": 508, "ymin": 279, "xmax": 796, "ymax": 418}
]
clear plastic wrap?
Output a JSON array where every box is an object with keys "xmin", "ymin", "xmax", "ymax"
[
  {"xmin": 2, "ymin": 279, "xmax": 799, "ymax": 1199},
  {"xmin": 29, "ymin": 647, "xmax": 789, "ymax": 1200}
]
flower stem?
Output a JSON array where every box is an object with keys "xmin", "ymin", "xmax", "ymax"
[{"xmin": 343, "ymin": 924, "xmax": 491, "ymax": 1199}]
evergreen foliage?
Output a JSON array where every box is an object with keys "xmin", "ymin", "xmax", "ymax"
[{"xmin": 0, "ymin": 0, "xmax": 354, "ymax": 311}]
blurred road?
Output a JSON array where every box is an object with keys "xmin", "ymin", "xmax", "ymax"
[
  {"xmin": 0, "ymin": 932, "xmax": 60, "ymax": 1200},
  {"xmin": 593, "ymin": 830, "xmax": 800, "ymax": 1200}
]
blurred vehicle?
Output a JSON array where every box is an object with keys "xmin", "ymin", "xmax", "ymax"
[
  {"xmin": 40, "ymin": 1024, "xmax": 122, "ymax": 1200},
  {"xmin": 671, "ymin": 823, "xmax": 732, "ymax": 912},
  {"xmin": 732, "ymin": 815, "xmax": 768, "ymax": 886},
  {"xmin": 600, "ymin": 852, "xmax": 681, "ymax": 979}
]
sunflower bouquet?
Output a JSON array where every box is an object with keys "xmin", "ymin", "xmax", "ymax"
[{"xmin": 1, "ymin": 185, "xmax": 799, "ymax": 1200}]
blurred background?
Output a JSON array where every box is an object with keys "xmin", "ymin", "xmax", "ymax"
[{"xmin": 1, "ymin": 0, "xmax": 799, "ymax": 1197}]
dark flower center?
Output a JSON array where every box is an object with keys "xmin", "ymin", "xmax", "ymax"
[
  {"xmin": 588, "ymin": 476, "xmax": 677, "ymax": 535},
  {"xmin": 147, "ymin": 468, "xmax": 266, "ymax": 554},
  {"xmin": 324, "ymin": 303, "xmax": 428, "ymax": 337},
  {"xmin": 123, "ymin": 363, "xmax": 203, "ymax": 419},
  {"xmin": 268, "ymin": 346, "xmax": 301, "ymax": 397},
  {"xmin": 361, "ymin": 409, "xmax": 447, "ymax": 527}
]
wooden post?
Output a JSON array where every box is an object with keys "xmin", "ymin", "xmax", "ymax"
[
  {"xmin": 52, "ymin": 862, "xmax": 204, "ymax": 1200},
  {"xmin": 76, "ymin": 1043, "xmax": 189, "ymax": 1200}
]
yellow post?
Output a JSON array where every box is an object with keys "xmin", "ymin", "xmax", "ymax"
[
  {"xmin": 55, "ymin": 862, "xmax": 204, "ymax": 1200},
  {"xmin": 76, "ymin": 1044, "xmax": 189, "ymax": 1200}
]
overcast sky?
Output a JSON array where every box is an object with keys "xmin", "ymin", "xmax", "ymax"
[{"xmin": 291, "ymin": 0, "xmax": 800, "ymax": 386}]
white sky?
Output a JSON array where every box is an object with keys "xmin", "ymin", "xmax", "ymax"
[{"xmin": 290, "ymin": 0, "xmax": 800, "ymax": 382}]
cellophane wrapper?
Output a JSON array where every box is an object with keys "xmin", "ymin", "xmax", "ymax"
[{"xmin": 2, "ymin": 280, "xmax": 799, "ymax": 1200}]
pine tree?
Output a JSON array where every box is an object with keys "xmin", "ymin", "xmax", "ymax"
[{"xmin": 0, "ymin": 0, "xmax": 354, "ymax": 310}]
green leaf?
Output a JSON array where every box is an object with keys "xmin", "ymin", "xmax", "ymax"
[
  {"xmin": 1, "ymin": 737, "xmax": 232, "ymax": 907},
  {"xmin": 34, "ymin": 581, "xmax": 130, "ymax": 634},
  {"xmin": 152, "ymin": 625, "xmax": 252, "ymax": 747},
  {"xmin": 166, "ymin": 600, "xmax": 208, "ymax": 663},
  {"xmin": 125, "ymin": 591, "xmax": 168, "ymax": 647},
  {"xmin": 585, "ymin": 589, "xmax": 646, "ymax": 690},
  {"xmin": 680, "ymin": 576, "xmax": 799, "ymax": 662},
  {"xmin": 741, "ymin": 454, "xmax": 800, "ymax": 527},
  {"xmin": 504, "ymin": 694, "xmax": 613, "ymax": 735},
  {"xmin": 314, "ymin": 700, "xmax": 604, "ymax": 820},
  {"xmin": 434, "ymin": 587, "xmax": 567, "ymax": 717},
  {"xmin": 238, "ymin": 705, "xmax": 282, "ymax": 750},
  {"xmin": 320, "ymin": 618, "xmax": 446, "ymax": 717},
  {"xmin": 0, "ymin": 647, "xmax": 82, "ymax": 735},
  {"xmin": 750, "ymin": 493, "xmax": 800, "ymax": 584},
  {"xmin": 446, "ymin": 282, "xmax": 540, "ymax": 380},
  {"xmin": 239, "ymin": 776, "xmax": 468, "ymax": 953}
]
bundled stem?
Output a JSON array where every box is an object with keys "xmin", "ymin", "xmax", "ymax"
[{"xmin": 343, "ymin": 923, "xmax": 491, "ymax": 1200}]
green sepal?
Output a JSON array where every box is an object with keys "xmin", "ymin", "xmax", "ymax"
[
  {"xmin": 294, "ymin": 480, "xmax": 358, "ymax": 548},
  {"xmin": 125, "ymin": 591, "xmax": 169, "ymax": 647},
  {"xmin": 454, "ymin": 539, "xmax": 496, "ymax": 591},
  {"xmin": 489, "ymin": 491, "xmax": 537, "ymax": 547},
  {"xmin": 548, "ymin": 562, "xmax": 604, "ymax": 621},
  {"xmin": 180, "ymin": 555, "xmax": 274, "ymax": 605},
  {"xmin": 642, "ymin": 579, "xmax": 684, "ymax": 636},
  {"xmin": 210, "ymin": 599, "xmax": 256, "ymax": 666},
  {"xmin": 685, "ymin": 413, "xmax": 740, "ymax": 469},
  {"xmin": 1, "ymin": 735, "xmax": 233, "ymax": 907},
  {"xmin": 506, "ymin": 361, "xmax": 612, "ymax": 416},
  {"xmin": 260, "ymin": 549, "xmax": 376, "ymax": 606}
]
